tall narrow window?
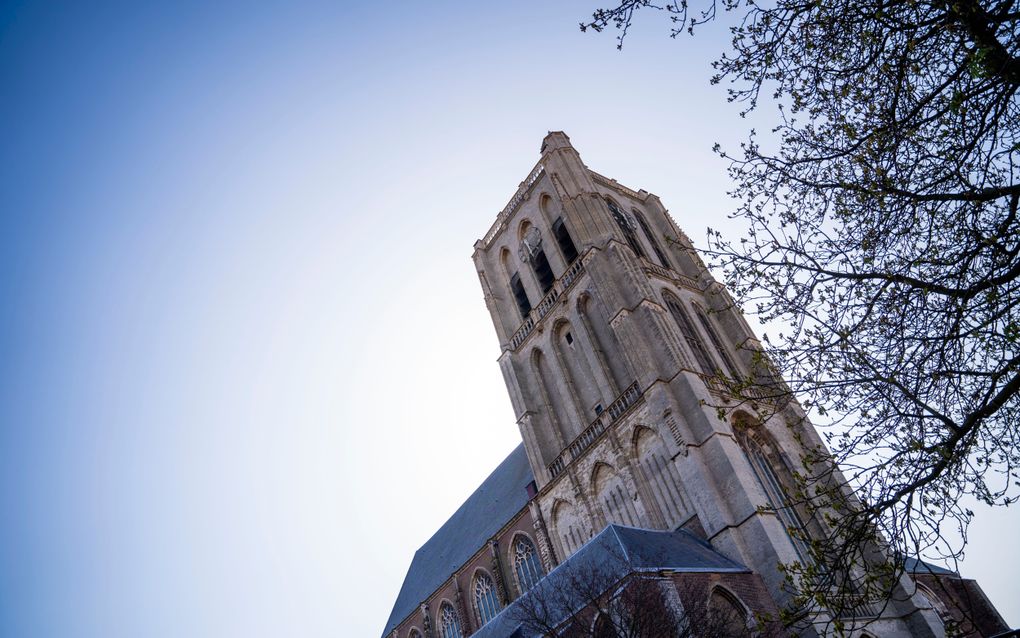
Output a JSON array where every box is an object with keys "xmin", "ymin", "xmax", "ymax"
[
  {"xmin": 510, "ymin": 273, "xmax": 531, "ymax": 320},
  {"xmin": 606, "ymin": 199, "xmax": 646, "ymax": 259},
  {"xmin": 741, "ymin": 431, "xmax": 810, "ymax": 561},
  {"xmin": 693, "ymin": 305, "xmax": 741, "ymax": 378},
  {"xmin": 664, "ymin": 294, "xmax": 715, "ymax": 374},
  {"xmin": 438, "ymin": 602, "xmax": 462, "ymax": 638},
  {"xmin": 633, "ymin": 210, "xmax": 671, "ymax": 267},
  {"xmin": 512, "ymin": 535, "xmax": 545, "ymax": 593},
  {"xmin": 552, "ymin": 217, "xmax": 579, "ymax": 264},
  {"xmin": 473, "ymin": 572, "xmax": 502, "ymax": 627},
  {"xmin": 531, "ymin": 249, "xmax": 555, "ymax": 293}
]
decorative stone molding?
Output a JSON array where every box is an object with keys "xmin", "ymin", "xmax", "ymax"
[
  {"xmin": 420, "ymin": 602, "xmax": 433, "ymax": 638},
  {"xmin": 488, "ymin": 539, "xmax": 509, "ymax": 606},
  {"xmin": 664, "ymin": 409, "xmax": 689, "ymax": 454},
  {"xmin": 528, "ymin": 499, "xmax": 558, "ymax": 571},
  {"xmin": 451, "ymin": 576, "xmax": 472, "ymax": 636}
]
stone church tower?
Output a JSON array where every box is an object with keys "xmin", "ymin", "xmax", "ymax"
[
  {"xmin": 382, "ymin": 132, "xmax": 1008, "ymax": 638},
  {"xmin": 470, "ymin": 132, "xmax": 945, "ymax": 636}
]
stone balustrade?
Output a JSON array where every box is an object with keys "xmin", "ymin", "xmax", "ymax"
[
  {"xmin": 508, "ymin": 258, "xmax": 585, "ymax": 351},
  {"xmin": 548, "ymin": 381, "xmax": 641, "ymax": 479},
  {"xmin": 481, "ymin": 162, "xmax": 545, "ymax": 248}
]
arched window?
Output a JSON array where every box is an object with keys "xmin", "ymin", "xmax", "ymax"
[
  {"xmin": 510, "ymin": 272, "xmax": 531, "ymax": 320},
  {"xmin": 437, "ymin": 602, "xmax": 462, "ymax": 638},
  {"xmin": 632, "ymin": 210, "xmax": 671, "ymax": 268},
  {"xmin": 530, "ymin": 249, "xmax": 555, "ymax": 293},
  {"xmin": 606, "ymin": 199, "xmax": 646, "ymax": 259},
  {"xmin": 512, "ymin": 534, "xmax": 545, "ymax": 593},
  {"xmin": 473, "ymin": 571, "xmax": 502, "ymax": 627},
  {"xmin": 593, "ymin": 614, "xmax": 617, "ymax": 638},
  {"xmin": 408, "ymin": 630, "xmax": 423, "ymax": 638},
  {"xmin": 692, "ymin": 304, "xmax": 740, "ymax": 379},
  {"xmin": 520, "ymin": 225, "xmax": 555, "ymax": 293},
  {"xmin": 708, "ymin": 587, "xmax": 748, "ymax": 635},
  {"xmin": 552, "ymin": 217, "xmax": 579, "ymax": 264},
  {"xmin": 663, "ymin": 293, "xmax": 715, "ymax": 375},
  {"xmin": 916, "ymin": 584, "xmax": 948, "ymax": 626},
  {"xmin": 736, "ymin": 422, "xmax": 811, "ymax": 561}
]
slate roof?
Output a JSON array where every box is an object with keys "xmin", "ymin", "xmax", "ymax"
[
  {"xmin": 904, "ymin": 556, "xmax": 958, "ymax": 577},
  {"xmin": 381, "ymin": 444, "xmax": 535, "ymax": 637},
  {"xmin": 471, "ymin": 524, "xmax": 750, "ymax": 638}
]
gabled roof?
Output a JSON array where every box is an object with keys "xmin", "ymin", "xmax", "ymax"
[
  {"xmin": 381, "ymin": 444, "xmax": 534, "ymax": 637},
  {"xmin": 904, "ymin": 556, "xmax": 958, "ymax": 577},
  {"xmin": 471, "ymin": 524, "xmax": 750, "ymax": 638}
]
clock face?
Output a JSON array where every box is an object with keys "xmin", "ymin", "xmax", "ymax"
[{"xmin": 518, "ymin": 227, "xmax": 543, "ymax": 262}]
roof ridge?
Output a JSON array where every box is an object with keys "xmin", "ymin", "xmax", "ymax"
[{"xmin": 607, "ymin": 524, "xmax": 631, "ymax": 565}]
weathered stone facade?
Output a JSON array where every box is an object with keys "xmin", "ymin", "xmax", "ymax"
[{"xmin": 381, "ymin": 133, "xmax": 1009, "ymax": 638}]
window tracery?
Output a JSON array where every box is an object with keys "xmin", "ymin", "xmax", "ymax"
[
  {"xmin": 438, "ymin": 602, "xmax": 462, "ymax": 638},
  {"xmin": 693, "ymin": 304, "xmax": 741, "ymax": 379},
  {"xmin": 736, "ymin": 420, "xmax": 811, "ymax": 561},
  {"xmin": 511, "ymin": 534, "xmax": 544, "ymax": 594},
  {"xmin": 606, "ymin": 199, "xmax": 646, "ymax": 259},
  {"xmin": 663, "ymin": 293, "xmax": 716, "ymax": 375},
  {"xmin": 473, "ymin": 571, "xmax": 502, "ymax": 627},
  {"xmin": 632, "ymin": 209, "xmax": 670, "ymax": 268}
]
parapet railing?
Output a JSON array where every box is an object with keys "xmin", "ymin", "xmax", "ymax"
[
  {"xmin": 589, "ymin": 170, "xmax": 647, "ymax": 201},
  {"xmin": 639, "ymin": 258, "xmax": 701, "ymax": 292},
  {"xmin": 696, "ymin": 372, "xmax": 788, "ymax": 406},
  {"xmin": 508, "ymin": 258, "xmax": 586, "ymax": 351},
  {"xmin": 548, "ymin": 381, "xmax": 642, "ymax": 479},
  {"xmin": 481, "ymin": 162, "xmax": 545, "ymax": 248}
]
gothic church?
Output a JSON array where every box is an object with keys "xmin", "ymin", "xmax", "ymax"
[{"xmin": 382, "ymin": 133, "xmax": 1008, "ymax": 638}]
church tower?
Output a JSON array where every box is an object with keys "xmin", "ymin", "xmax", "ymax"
[{"xmin": 471, "ymin": 132, "xmax": 946, "ymax": 636}]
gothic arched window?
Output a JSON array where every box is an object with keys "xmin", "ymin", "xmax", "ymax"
[
  {"xmin": 693, "ymin": 304, "xmax": 740, "ymax": 379},
  {"xmin": 408, "ymin": 630, "xmax": 423, "ymax": 638},
  {"xmin": 512, "ymin": 534, "xmax": 545, "ymax": 593},
  {"xmin": 632, "ymin": 210, "xmax": 670, "ymax": 268},
  {"xmin": 552, "ymin": 217, "xmax": 579, "ymax": 264},
  {"xmin": 708, "ymin": 587, "xmax": 749, "ymax": 635},
  {"xmin": 520, "ymin": 225, "xmax": 555, "ymax": 293},
  {"xmin": 438, "ymin": 602, "xmax": 462, "ymax": 638},
  {"xmin": 593, "ymin": 614, "xmax": 618, "ymax": 638},
  {"xmin": 473, "ymin": 571, "xmax": 502, "ymax": 627},
  {"xmin": 916, "ymin": 584, "xmax": 949, "ymax": 627},
  {"xmin": 663, "ymin": 293, "xmax": 715, "ymax": 375},
  {"xmin": 736, "ymin": 421, "xmax": 811, "ymax": 561},
  {"xmin": 510, "ymin": 272, "xmax": 532, "ymax": 320},
  {"xmin": 606, "ymin": 199, "xmax": 646, "ymax": 259},
  {"xmin": 530, "ymin": 249, "xmax": 555, "ymax": 293}
]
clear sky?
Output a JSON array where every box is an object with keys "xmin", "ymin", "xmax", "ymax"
[{"xmin": 0, "ymin": 2, "xmax": 1015, "ymax": 636}]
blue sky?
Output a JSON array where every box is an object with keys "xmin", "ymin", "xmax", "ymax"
[{"xmin": 1, "ymin": 2, "xmax": 1015, "ymax": 636}]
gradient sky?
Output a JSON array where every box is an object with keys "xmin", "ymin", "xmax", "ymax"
[{"xmin": 0, "ymin": 2, "xmax": 1015, "ymax": 636}]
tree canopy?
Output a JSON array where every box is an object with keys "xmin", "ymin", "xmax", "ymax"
[{"xmin": 584, "ymin": 0, "xmax": 1018, "ymax": 630}]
